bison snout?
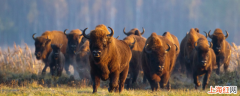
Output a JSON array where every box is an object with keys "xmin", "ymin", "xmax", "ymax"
[
  {"xmin": 35, "ymin": 52, "xmax": 41, "ymax": 59},
  {"xmin": 216, "ymin": 47, "xmax": 221, "ymax": 52},
  {"xmin": 92, "ymin": 50, "xmax": 101, "ymax": 57},
  {"xmin": 158, "ymin": 66, "xmax": 164, "ymax": 71},
  {"xmin": 201, "ymin": 61, "xmax": 207, "ymax": 66}
]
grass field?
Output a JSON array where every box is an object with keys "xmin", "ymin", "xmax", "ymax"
[{"xmin": 0, "ymin": 43, "xmax": 240, "ymax": 95}]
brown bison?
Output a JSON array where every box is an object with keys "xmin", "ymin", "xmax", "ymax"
[
  {"xmin": 208, "ymin": 28, "xmax": 231, "ymax": 75},
  {"xmin": 48, "ymin": 44, "xmax": 65, "ymax": 77},
  {"xmin": 142, "ymin": 32, "xmax": 178, "ymax": 91},
  {"xmin": 122, "ymin": 34, "xmax": 146, "ymax": 89},
  {"xmin": 178, "ymin": 28, "xmax": 208, "ymax": 75},
  {"xmin": 189, "ymin": 38, "xmax": 217, "ymax": 90},
  {"xmin": 123, "ymin": 27, "xmax": 145, "ymax": 36},
  {"xmin": 32, "ymin": 31, "xmax": 68, "ymax": 75},
  {"xmin": 64, "ymin": 29, "xmax": 88, "ymax": 76},
  {"xmin": 82, "ymin": 25, "xmax": 132, "ymax": 93}
]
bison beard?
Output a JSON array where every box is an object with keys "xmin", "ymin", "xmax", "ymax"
[
  {"xmin": 32, "ymin": 31, "xmax": 68, "ymax": 75},
  {"xmin": 208, "ymin": 28, "xmax": 231, "ymax": 75},
  {"xmin": 82, "ymin": 25, "xmax": 132, "ymax": 93},
  {"xmin": 141, "ymin": 32, "xmax": 177, "ymax": 91},
  {"xmin": 190, "ymin": 38, "xmax": 216, "ymax": 90}
]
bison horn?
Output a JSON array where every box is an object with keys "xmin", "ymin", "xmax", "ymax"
[
  {"xmin": 32, "ymin": 33, "xmax": 36, "ymax": 40},
  {"xmin": 165, "ymin": 44, "xmax": 171, "ymax": 53},
  {"xmin": 225, "ymin": 30, "xmax": 229, "ymax": 39},
  {"xmin": 194, "ymin": 42, "xmax": 197, "ymax": 48},
  {"xmin": 82, "ymin": 28, "xmax": 90, "ymax": 39},
  {"xmin": 174, "ymin": 44, "xmax": 178, "ymax": 51},
  {"xmin": 116, "ymin": 36, "xmax": 120, "ymax": 39},
  {"xmin": 108, "ymin": 27, "xmax": 114, "ymax": 37},
  {"xmin": 186, "ymin": 32, "xmax": 189, "ymax": 36},
  {"xmin": 132, "ymin": 37, "xmax": 136, "ymax": 45},
  {"xmin": 208, "ymin": 30, "xmax": 212, "ymax": 39},
  {"xmin": 144, "ymin": 44, "xmax": 152, "ymax": 54},
  {"xmin": 209, "ymin": 41, "xmax": 213, "ymax": 48},
  {"xmin": 123, "ymin": 27, "xmax": 128, "ymax": 35},
  {"xmin": 64, "ymin": 29, "xmax": 68, "ymax": 35},
  {"xmin": 141, "ymin": 27, "xmax": 145, "ymax": 35},
  {"xmin": 204, "ymin": 31, "xmax": 208, "ymax": 38}
]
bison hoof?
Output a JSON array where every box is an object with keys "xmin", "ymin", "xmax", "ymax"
[
  {"xmin": 108, "ymin": 88, "xmax": 113, "ymax": 93},
  {"xmin": 42, "ymin": 72, "xmax": 46, "ymax": 75},
  {"xmin": 195, "ymin": 85, "xmax": 198, "ymax": 89},
  {"xmin": 167, "ymin": 84, "xmax": 171, "ymax": 91}
]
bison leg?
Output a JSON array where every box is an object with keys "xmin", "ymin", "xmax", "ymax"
[
  {"xmin": 42, "ymin": 63, "xmax": 49, "ymax": 75},
  {"xmin": 64, "ymin": 58, "xmax": 71, "ymax": 75},
  {"xmin": 131, "ymin": 69, "xmax": 139, "ymax": 87},
  {"xmin": 108, "ymin": 71, "xmax": 120, "ymax": 93},
  {"xmin": 91, "ymin": 72, "xmax": 100, "ymax": 93},
  {"xmin": 202, "ymin": 70, "xmax": 211, "ymax": 90},
  {"xmin": 149, "ymin": 80, "xmax": 159, "ymax": 91},
  {"xmin": 193, "ymin": 72, "xmax": 201, "ymax": 89},
  {"xmin": 160, "ymin": 73, "xmax": 170, "ymax": 89},
  {"xmin": 143, "ymin": 74, "xmax": 147, "ymax": 83},
  {"xmin": 119, "ymin": 65, "xmax": 129, "ymax": 93}
]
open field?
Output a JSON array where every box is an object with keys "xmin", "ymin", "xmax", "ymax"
[{"xmin": 0, "ymin": 43, "xmax": 240, "ymax": 95}]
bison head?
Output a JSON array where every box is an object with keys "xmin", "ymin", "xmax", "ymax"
[
  {"xmin": 194, "ymin": 38, "xmax": 213, "ymax": 67},
  {"xmin": 123, "ymin": 27, "xmax": 145, "ymax": 36},
  {"xmin": 208, "ymin": 28, "xmax": 228, "ymax": 55},
  {"xmin": 51, "ymin": 44, "xmax": 63, "ymax": 60},
  {"xmin": 144, "ymin": 33, "xmax": 171, "ymax": 74},
  {"xmin": 64, "ymin": 29, "xmax": 83, "ymax": 54},
  {"xmin": 82, "ymin": 26, "xmax": 114, "ymax": 63},
  {"xmin": 32, "ymin": 33, "xmax": 51, "ymax": 60}
]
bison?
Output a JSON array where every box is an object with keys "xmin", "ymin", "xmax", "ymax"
[
  {"xmin": 48, "ymin": 44, "xmax": 65, "ymax": 77},
  {"xmin": 177, "ymin": 28, "xmax": 208, "ymax": 75},
  {"xmin": 142, "ymin": 32, "xmax": 178, "ymax": 91},
  {"xmin": 208, "ymin": 28, "xmax": 231, "ymax": 75},
  {"xmin": 162, "ymin": 32, "xmax": 180, "ymax": 56},
  {"xmin": 82, "ymin": 25, "xmax": 132, "ymax": 93},
  {"xmin": 123, "ymin": 27, "xmax": 145, "ymax": 36},
  {"xmin": 32, "ymin": 31, "xmax": 68, "ymax": 75},
  {"xmin": 189, "ymin": 38, "xmax": 217, "ymax": 90},
  {"xmin": 64, "ymin": 29, "xmax": 89, "ymax": 77},
  {"xmin": 122, "ymin": 34, "xmax": 146, "ymax": 89}
]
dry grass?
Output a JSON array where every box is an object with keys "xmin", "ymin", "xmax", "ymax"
[{"xmin": 0, "ymin": 42, "xmax": 239, "ymax": 95}]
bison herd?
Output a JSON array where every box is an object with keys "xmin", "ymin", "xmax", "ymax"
[{"xmin": 32, "ymin": 24, "xmax": 231, "ymax": 93}]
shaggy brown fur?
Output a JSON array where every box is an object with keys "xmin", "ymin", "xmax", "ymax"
[
  {"xmin": 82, "ymin": 25, "xmax": 132, "ymax": 93},
  {"xmin": 122, "ymin": 34, "xmax": 147, "ymax": 89},
  {"xmin": 177, "ymin": 28, "xmax": 207, "ymax": 75},
  {"xmin": 123, "ymin": 27, "xmax": 145, "ymax": 36},
  {"xmin": 162, "ymin": 32, "xmax": 180, "ymax": 56},
  {"xmin": 32, "ymin": 30, "xmax": 68, "ymax": 75},
  {"xmin": 190, "ymin": 38, "xmax": 217, "ymax": 90},
  {"xmin": 48, "ymin": 44, "xmax": 65, "ymax": 77},
  {"xmin": 208, "ymin": 28, "xmax": 231, "ymax": 75},
  {"xmin": 142, "ymin": 32, "xmax": 178, "ymax": 91}
]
